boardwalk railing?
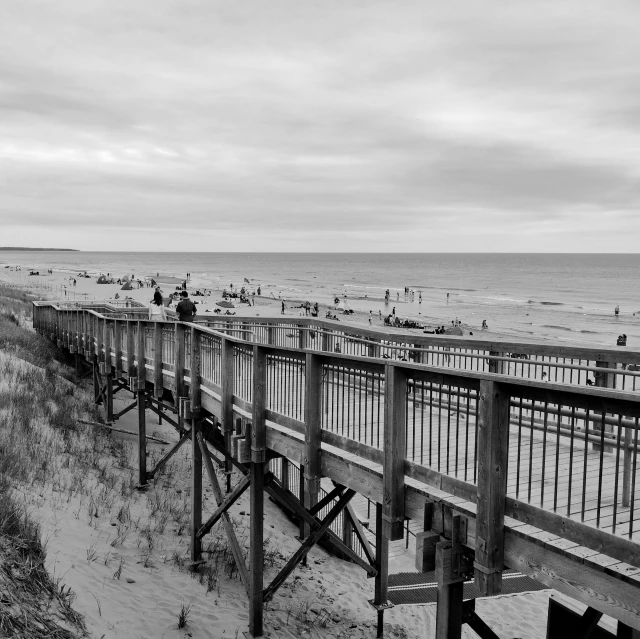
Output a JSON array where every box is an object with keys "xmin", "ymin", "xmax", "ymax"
[{"xmin": 32, "ymin": 300, "xmax": 640, "ymax": 633}]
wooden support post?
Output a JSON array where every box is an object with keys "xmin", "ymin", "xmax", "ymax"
[
  {"xmin": 383, "ymin": 364, "xmax": 406, "ymax": 541},
  {"xmin": 435, "ymin": 541, "xmax": 465, "ymax": 639},
  {"xmin": 416, "ymin": 500, "xmax": 439, "ymax": 573},
  {"xmin": 372, "ymin": 502, "xmax": 392, "ymax": 638},
  {"xmin": 137, "ymin": 321, "xmax": 147, "ymax": 487},
  {"xmin": 249, "ymin": 344, "xmax": 267, "ymax": 637},
  {"xmin": 281, "ymin": 458, "xmax": 290, "ymax": 493},
  {"xmin": 106, "ymin": 372, "xmax": 114, "ymax": 423},
  {"xmin": 303, "ymin": 353, "xmax": 322, "ymax": 540},
  {"xmin": 154, "ymin": 323, "xmax": 163, "ymax": 398},
  {"xmin": 475, "ymin": 380, "xmax": 510, "ymax": 596},
  {"xmin": 190, "ymin": 326, "xmax": 202, "ymax": 563},
  {"xmin": 103, "ymin": 318, "xmax": 110, "ymax": 367},
  {"xmin": 221, "ymin": 337, "xmax": 234, "ymax": 493}
]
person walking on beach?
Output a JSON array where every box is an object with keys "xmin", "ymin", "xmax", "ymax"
[
  {"xmin": 392, "ymin": 307, "xmax": 396, "ymax": 317},
  {"xmin": 369, "ymin": 310, "xmax": 373, "ymax": 325},
  {"xmin": 419, "ymin": 291, "xmax": 422, "ymax": 304},
  {"xmin": 176, "ymin": 290, "xmax": 197, "ymax": 323},
  {"xmin": 615, "ymin": 305, "xmax": 620, "ymax": 316},
  {"xmin": 149, "ymin": 290, "xmax": 167, "ymax": 321},
  {"xmin": 281, "ymin": 301, "xmax": 285, "ymax": 315}
]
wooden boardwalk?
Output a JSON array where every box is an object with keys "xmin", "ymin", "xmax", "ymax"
[{"xmin": 32, "ymin": 302, "xmax": 640, "ymax": 636}]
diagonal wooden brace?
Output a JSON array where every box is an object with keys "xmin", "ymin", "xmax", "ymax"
[
  {"xmin": 146, "ymin": 401, "xmax": 182, "ymax": 433},
  {"xmin": 114, "ymin": 399, "xmax": 138, "ymax": 420},
  {"xmin": 262, "ymin": 488, "xmax": 356, "ymax": 602},
  {"xmin": 264, "ymin": 475, "xmax": 377, "ymax": 576},
  {"xmin": 197, "ymin": 432, "xmax": 250, "ymax": 594},
  {"xmin": 197, "ymin": 475, "xmax": 250, "ymax": 540},
  {"xmin": 147, "ymin": 431, "xmax": 191, "ymax": 480}
]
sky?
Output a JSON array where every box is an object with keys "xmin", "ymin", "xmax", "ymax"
[{"xmin": 1, "ymin": 0, "xmax": 639, "ymax": 252}]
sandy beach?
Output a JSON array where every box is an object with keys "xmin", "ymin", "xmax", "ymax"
[{"xmin": 1, "ymin": 266, "xmax": 524, "ymax": 345}]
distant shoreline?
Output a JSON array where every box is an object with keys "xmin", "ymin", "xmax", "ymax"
[{"xmin": 0, "ymin": 247, "xmax": 78, "ymax": 251}]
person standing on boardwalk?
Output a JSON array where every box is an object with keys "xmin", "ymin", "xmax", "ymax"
[
  {"xmin": 149, "ymin": 290, "xmax": 167, "ymax": 321},
  {"xmin": 176, "ymin": 290, "xmax": 197, "ymax": 323}
]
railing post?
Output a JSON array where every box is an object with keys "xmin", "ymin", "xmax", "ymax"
[
  {"xmin": 126, "ymin": 321, "xmax": 135, "ymax": 378},
  {"xmin": 303, "ymin": 353, "xmax": 322, "ymax": 539},
  {"xmin": 221, "ymin": 337, "xmax": 234, "ymax": 492},
  {"xmin": 383, "ymin": 363, "xmax": 406, "ymax": 542},
  {"xmin": 250, "ymin": 344, "xmax": 267, "ymax": 637},
  {"xmin": 488, "ymin": 351, "xmax": 505, "ymax": 374},
  {"xmin": 475, "ymin": 379, "xmax": 510, "ymax": 596},
  {"xmin": 154, "ymin": 323, "xmax": 163, "ymax": 398},
  {"xmin": 137, "ymin": 320, "xmax": 147, "ymax": 487},
  {"xmin": 298, "ymin": 324, "xmax": 307, "ymax": 350},
  {"xmin": 622, "ymin": 427, "xmax": 634, "ymax": 508},
  {"xmin": 190, "ymin": 326, "xmax": 202, "ymax": 562},
  {"xmin": 594, "ymin": 360, "xmax": 615, "ymax": 452},
  {"xmin": 174, "ymin": 323, "xmax": 185, "ymax": 404},
  {"xmin": 267, "ymin": 324, "xmax": 275, "ymax": 346},
  {"xmin": 114, "ymin": 320, "xmax": 122, "ymax": 378}
]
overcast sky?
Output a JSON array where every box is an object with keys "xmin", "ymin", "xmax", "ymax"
[{"xmin": 1, "ymin": 1, "xmax": 639, "ymax": 252}]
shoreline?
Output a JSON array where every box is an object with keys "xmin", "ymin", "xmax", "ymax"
[{"xmin": 0, "ymin": 266, "xmax": 574, "ymax": 348}]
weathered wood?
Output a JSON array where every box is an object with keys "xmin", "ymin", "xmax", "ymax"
[
  {"xmin": 190, "ymin": 327, "xmax": 203, "ymax": 562},
  {"xmin": 373, "ymin": 502, "xmax": 390, "ymax": 606},
  {"xmin": 435, "ymin": 541, "xmax": 465, "ymax": 639},
  {"xmin": 106, "ymin": 372, "xmax": 114, "ymax": 423},
  {"xmin": 137, "ymin": 388, "xmax": 147, "ymax": 486},
  {"xmin": 174, "ymin": 323, "xmax": 185, "ymax": 404},
  {"xmin": 197, "ymin": 432, "xmax": 250, "ymax": 593},
  {"xmin": 303, "ymin": 353, "xmax": 322, "ymax": 540},
  {"xmin": 383, "ymin": 364, "xmax": 406, "ymax": 541},
  {"xmin": 475, "ymin": 380, "xmax": 510, "ymax": 596}
]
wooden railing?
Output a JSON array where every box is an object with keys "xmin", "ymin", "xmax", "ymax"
[{"xmin": 32, "ymin": 300, "xmax": 640, "ymax": 630}]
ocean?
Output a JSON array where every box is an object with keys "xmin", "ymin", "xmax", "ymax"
[{"xmin": 2, "ymin": 251, "xmax": 639, "ymax": 348}]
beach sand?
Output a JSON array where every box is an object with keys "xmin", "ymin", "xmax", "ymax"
[
  {"xmin": 1, "ymin": 267, "xmax": 516, "ymax": 344},
  {"xmin": 0, "ymin": 271, "xmax": 559, "ymax": 639}
]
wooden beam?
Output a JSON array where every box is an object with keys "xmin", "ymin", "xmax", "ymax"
[
  {"xmin": 435, "ymin": 541, "xmax": 465, "ymax": 639},
  {"xmin": 126, "ymin": 321, "xmax": 135, "ymax": 377},
  {"xmin": 114, "ymin": 320, "xmax": 122, "ymax": 377},
  {"xmin": 475, "ymin": 379, "xmax": 510, "ymax": 596},
  {"xmin": 221, "ymin": 337, "xmax": 234, "ymax": 494}
]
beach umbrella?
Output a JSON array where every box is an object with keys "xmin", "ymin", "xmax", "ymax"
[
  {"xmin": 121, "ymin": 274, "xmax": 131, "ymax": 282},
  {"xmin": 216, "ymin": 300, "xmax": 235, "ymax": 308}
]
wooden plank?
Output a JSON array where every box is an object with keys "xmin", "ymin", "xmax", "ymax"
[
  {"xmin": 221, "ymin": 337, "xmax": 234, "ymax": 436},
  {"xmin": 126, "ymin": 321, "xmax": 135, "ymax": 378},
  {"xmin": 383, "ymin": 364, "xmax": 406, "ymax": 541},
  {"xmin": 114, "ymin": 320, "xmax": 122, "ymax": 377}
]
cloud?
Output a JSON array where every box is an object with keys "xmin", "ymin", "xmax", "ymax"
[{"xmin": 1, "ymin": 0, "xmax": 639, "ymax": 251}]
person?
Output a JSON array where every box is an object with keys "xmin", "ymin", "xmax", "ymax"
[
  {"xmin": 392, "ymin": 307, "xmax": 396, "ymax": 317},
  {"xmin": 281, "ymin": 301, "xmax": 285, "ymax": 315},
  {"xmin": 149, "ymin": 290, "xmax": 167, "ymax": 320},
  {"xmin": 447, "ymin": 292, "xmax": 449, "ymax": 303},
  {"xmin": 482, "ymin": 319, "xmax": 488, "ymax": 330},
  {"xmin": 615, "ymin": 305, "xmax": 620, "ymax": 316},
  {"xmin": 176, "ymin": 290, "xmax": 197, "ymax": 322},
  {"xmin": 419, "ymin": 291, "xmax": 422, "ymax": 304},
  {"xmin": 335, "ymin": 342, "xmax": 341, "ymax": 353},
  {"xmin": 396, "ymin": 291, "xmax": 400, "ymax": 301},
  {"xmin": 257, "ymin": 286, "xmax": 261, "ymax": 296},
  {"xmin": 369, "ymin": 310, "xmax": 373, "ymax": 325}
]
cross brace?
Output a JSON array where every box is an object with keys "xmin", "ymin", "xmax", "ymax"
[
  {"xmin": 262, "ymin": 487, "xmax": 356, "ymax": 602},
  {"xmin": 197, "ymin": 475, "xmax": 251, "ymax": 540},
  {"xmin": 147, "ymin": 431, "xmax": 192, "ymax": 480}
]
